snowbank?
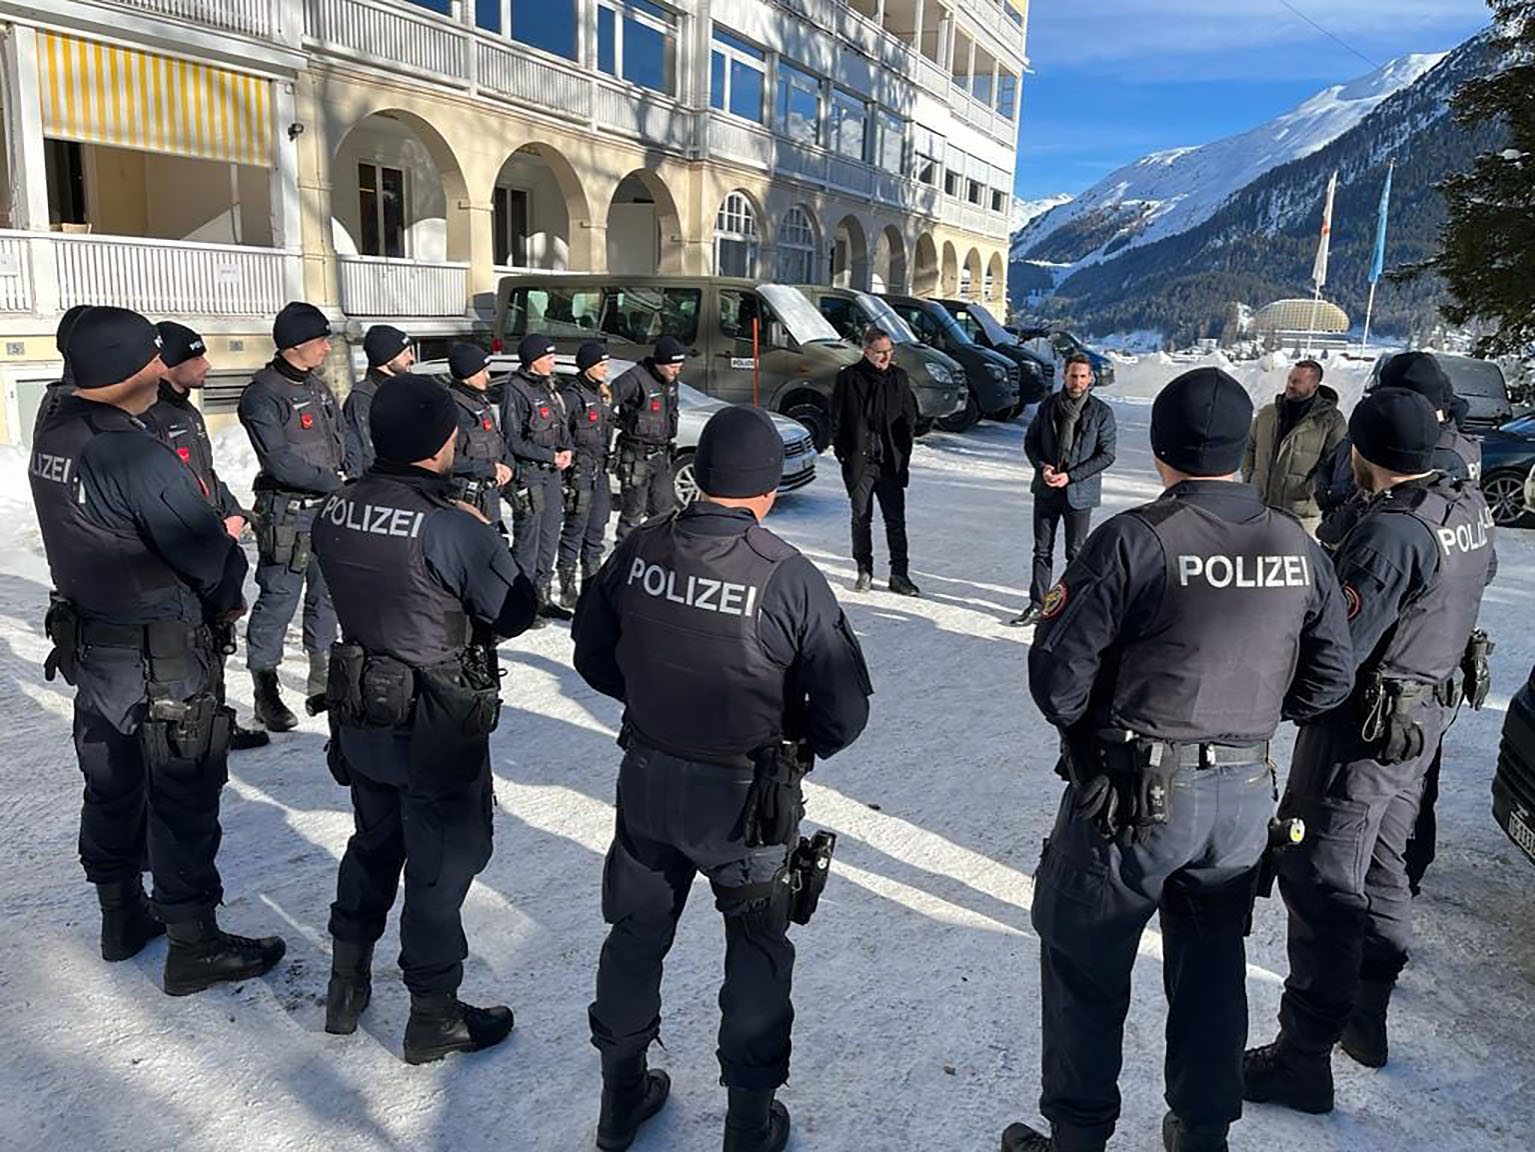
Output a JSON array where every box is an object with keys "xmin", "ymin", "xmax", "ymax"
[{"xmin": 1111, "ymin": 350, "xmax": 1376, "ymax": 412}]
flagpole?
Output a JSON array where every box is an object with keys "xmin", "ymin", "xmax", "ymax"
[
  {"xmin": 1362, "ymin": 279, "xmax": 1378, "ymax": 354},
  {"xmin": 1306, "ymin": 284, "xmax": 1323, "ymax": 359}
]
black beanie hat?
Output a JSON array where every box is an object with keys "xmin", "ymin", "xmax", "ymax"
[
  {"xmin": 69, "ymin": 307, "xmax": 163, "ymax": 390},
  {"xmin": 1349, "ymin": 388, "xmax": 1441, "ymax": 474},
  {"xmin": 518, "ymin": 333, "xmax": 556, "ymax": 367},
  {"xmin": 694, "ymin": 405, "xmax": 783, "ymax": 499},
  {"xmin": 653, "ymin": 335, "xmax": 687, "ymax": 365},
  {"xmin": 576, "ymin": 341, "xmax": 609, "ymax": 372},
  {"xmin": 57, "ymin": 304, "xmax": 89, "ymax": 356},
  {"xmin": 155, "ymin": 321, "xmax": 206, "ymax": 368},
  {"xmin": 273, "ymin": 301, "xmax": 330, "ymax": 350},
  {"xmin": 448, "ymin": 342, "xmax": 489, "ymax": 380},
  {"xmin": 1379, "ymin": 351, "xmax": 1451, "ymax": 412},
  {"xmin": 369, "ymin": 373, "xmax": 458, "ymax": 464},
  {"xmin": 364, "ymin": 324, "xmax": 411, "ymax": 367},
  {"xmin": 1151, "ymin": 367, "xmax": 1254, "ymax": 476}
]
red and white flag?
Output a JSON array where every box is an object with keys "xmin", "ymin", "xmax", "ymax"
[{"xmin": 1312, "ymin": 170, "xmax": 1338, "ymax": 288}]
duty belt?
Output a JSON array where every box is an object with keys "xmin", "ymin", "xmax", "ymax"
[
  {"xmin": 257, "ymin": 487, "xmax": 329, "ymax": 508},
  {"xmin": 1100, "ymin": 729, "xmax": 1267, "ymax": 769},
  {"xmin": 79, "ymin": 618, "xmax": 205, "ymax": 651}
]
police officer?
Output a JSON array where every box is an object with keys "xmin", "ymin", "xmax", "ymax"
[
  {"xmin": 238, "ymin": 301, "xmax": 346, "ymax": 731},
  {"xmin": 1246, "ymin": 389, "xmax": 1494, "ymax": 1108},
  {"xmin": 1001, "ymin": 368, "xmax": 1354, "ymax": 1152},
  {"xmin": 33, "ymin": 304, "xmax": 88, "ymax": 442},
  {"xmin": 445, "ymin": 342, "xmax": 513, "ymax": 532},
  {"xmin": 30, "ymin": 306, "xmax": 286, "ymax": 993},
  {"xmin": 503, "ymin": 333, "xmax": 574, "ymax": 620},
  {"xmin": 611, "ymin": 335, "xmax": 684, "ymax": 541},
  {"xmin": 573, "ymin": 405, "xmax": 872, "ymax": 1152},
  {"xmin": 343, "ymin": 324, "xmax": 413, "ymax": 477},
  {"xmin": 557, "ymin": 340, "xmax": 618, "ymax": 610},
  {"xmin": 142, "ymin": 321, "xmax": 268, "ymax": 750},
  {"xmin": 312, "ymin": 373, "xmax": 539, "ymax": 1064}
]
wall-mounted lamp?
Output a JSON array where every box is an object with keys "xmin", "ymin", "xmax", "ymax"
[{"xmin": 287, "ymin": 122, "xmax": 305, "ymax": 142}]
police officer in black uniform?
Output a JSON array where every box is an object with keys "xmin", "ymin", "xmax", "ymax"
[
  {"xmin": 1246, "ymin": 389, "xmax": 1494, "ymax": 1109},
  {"xmin": 503, "ymin": 333, "xmax": 574, "ymax": 620},
  {"xmin": 1001, "ymin": 368, "xmax": 1354, "ymax": 1152},
  {"xmin": 611, "ymin": 335, "xmax": 684, "ymax": 542},
  {"xmin": 238, "ymin": 301, "xmax": 346, "ymax": 731},
  {"xmin": 557, "ymin": 340, "xmax": 618, "ymax": 610},
  {"xmin": 573, "ymin": 405, "xmax": 872, "ymax": 1152},
  {"xmin": 445, "ymin": 342, "xmax": 513, "ymax": 532},
  {"xmin": 343, "ymin": 324, "xmax": 413, "ymax": 477},
  {"xmin": 142, "ymin": 321, "xmax": 268, "ymax": 750},
  {"xmin": 312, "ymin": 373, "xmax": 539, "ymax": 1064},
  {"xmin": 33, "ymin": 304, "xmax": 88, "ymax": 442},
  {"xmin": 31, "ymin": 306, "xmax": 286, "ymax": 994}
]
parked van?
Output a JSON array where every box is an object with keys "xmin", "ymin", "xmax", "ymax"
[
  {"xmin": 792, "ymin": 286, "xmax": 967, "ymax": 432},
  {"xmin": 1367, "ymin": 351, "xmax": 1513, "ymax": 435},
  {"xmin": 933, "ymin": 299, "xmax": 1054, "ymax": 410},
  {"xmin": 494, "ymin": 275, "xmax": 858, "ymax": 449},
  {"xmin": 878, "ymin": 294, "xmax": 1021, "ymax": 427}
]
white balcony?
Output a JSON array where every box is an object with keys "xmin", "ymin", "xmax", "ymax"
[
  {"xmin": 98, "ymin": 0, "xmax": 288, "ymax": 42},
  {"xmin": 306, "ymin": 0, "xmax": 472, "ymax": 84},
  {"xmin": 55, "ymin": 234, "xmax": 289, "ymax": 318},
  {"xmin": 337, "ymin": 255, "xmax": 470, "ymax": 318},
  {"xmin": 0, "ymin": 235, "xmax": 35, "ymax": 314}
]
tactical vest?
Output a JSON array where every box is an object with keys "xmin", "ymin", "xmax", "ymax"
[
  {"xmin": 1436, "ymin": 424, "xmax": 1482, "ymax": 484},
  {"xmin": 312, "ymin": 474, "xmax": 470, "ymax": 667},
  {"xmin": 616, "ymin": 362, "xmax": 677, "ymax": 445},
  {"xmin": 563, "ymin": 374, "xmax": 615, "ymax": 461},
  {"xmin": 144, "ymin": 386, "xmax": 218, "ymax": 508},
  {"xmin": 30, "ymin": 400, "xmax": 197, "ymax": 623},
  {"xmin": 1108, "ymin": 498, "xmax": 1318, "ymax": 744},
  {"xmin": 507, "ymin": 370, "xmax": 565, "ymax": 455},
  {"xmin": 1363, "ymin": 476, "xmax": 1493, "ymax": 684},
  {"xmin": 450, "ymin": 383, "xmax": 504, "ymax": 469},
  {"xmin": 614, "ymin": 514, "xmax": 795, "ymax": 761},
  {"xmin": 249, "ymin": 364, "xmax": 345, "ymax": 489}
]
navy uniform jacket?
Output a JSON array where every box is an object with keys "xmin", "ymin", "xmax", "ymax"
[
  {"xmin": 237, "ymin": 359, "xmax": 346, "ymax": 495},
  {"xmin": 502, "ymin": 369, "xmax": 571, "ymax": 469},
  {"xmin": 142, "ymin": 381, "xmax": 243, "ymax": 520},
  {"xmin": 342, "ymin": 367, "xmax": 387, "ymax": 477}
]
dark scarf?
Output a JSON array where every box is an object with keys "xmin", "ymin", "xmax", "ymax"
[
  {"xmin": 270, "ymin": 355, "xmax": 308, "ymax": 383},
  {"xmin": 1278, "ymin": 392, "xmax": 1317, "ymax": 441},
  {"xmin": 856, "ymin": 357, "xmax": 899, "ymax": 463},
  {"xmin": 1053, "ymin": 389, "xmax": 1090, "ymax": 464}
]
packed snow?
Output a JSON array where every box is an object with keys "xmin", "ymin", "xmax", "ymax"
[{"xmin": 2, "ymin": 363, "xmax": 1533, "ymax": 1152}]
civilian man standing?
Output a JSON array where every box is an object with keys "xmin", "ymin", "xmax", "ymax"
[
  {"xmin": 1009, "ymin": 355, "xmax": 1115, "ymax": 627},
  {"xmin": 831, "ymin": 325, "xmax": 920, "ymax": 596},
  {"xmin": 1242, "ymin": 359, "xmax": 1346, "ymax": 534}
]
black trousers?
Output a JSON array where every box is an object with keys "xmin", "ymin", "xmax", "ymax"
[
  {"xmin": 558, "ymin": 467, "xmax": 612, "ymax": 574},
  {"xmin": 1031, "ymin": 761, "xmax": 1272, "ymax": 1147},
  {"xmin": 513, "ymin": 469, "xmax": 565, "ymax": 589},
  {"xmin": 615, "ymin": 445, "xmax": 676, "ymax": 543},
  {"xmin": 246, "ymin": 499, "xmax": 336, "ymax": 670},
  {"xmin": 590, "ymin": 744, "xmax": 796, "ymax": 1090},
  {"xmin": 328, "ymin": 730, "xmax": 494, "ymax": 997},
  {"xmin": 1276, "ymin": 702, "xmax": 1446, "ymax": 1053},
  {"xmin": 74, "ymin": 702, "xmax": 226, "ymax": 924},
  {"xmin": 1030, "ymin": 500, "xmax": 1093, "ymax": 609},
  {"xmin": 849, "ymin": 466, "xmax": 909, "ymax": 577},
  {"xmin": 1403, "ymin": 739, "xmax": 1444, "ymax": 896}
]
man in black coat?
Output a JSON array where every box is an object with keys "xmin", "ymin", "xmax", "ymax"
[
  {"xmin": 831, "ymin": 325, "xmax": 920, "ymax": 596},
  {"xmin": 1010, "ymin": 355, "xmax": 1117, "ymax": 627}
]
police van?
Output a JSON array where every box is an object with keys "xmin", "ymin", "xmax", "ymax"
[{"xmin": 1495, "ymin": 663, "xmax": 1535, "ymax": 867}]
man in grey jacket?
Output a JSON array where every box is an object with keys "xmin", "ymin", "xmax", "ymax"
[{"xmin": 1242, "ymin": 359, "xmax": 1346, "ymax": 534}]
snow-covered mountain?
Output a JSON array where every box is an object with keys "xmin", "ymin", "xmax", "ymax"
[
  {"xmin": 1012, "ymin": 52, "xmax": 1446, "ymax": 268},
  {"xmin": 1010, "ymin": 194, "xmax": 1073, "ymax": 234}
]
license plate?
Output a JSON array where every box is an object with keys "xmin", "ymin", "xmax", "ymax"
[
  {"xmin": 1509, "ymin": 807, "xmax": 1535, "ymax": 863},
  {"xmin": 784, "ymin": 458, "xmax": 812, "ymax": 476}
]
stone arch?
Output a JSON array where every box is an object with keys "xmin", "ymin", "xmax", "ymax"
[
  {"xmin": 831, "ymin": 213, "xmax": 870, "ymax": 290},
  {"xmin": 715, "ymin": 187, "xmax": 764, "ymax": 278},
  {"xmin": 962, "ymin": 247, "xmax": 984, "ymax": 300},
  {"xmin": 606, "ymin": 167, "xmax": 684, "ymax": 275},
  {"xmin": 774, "ymin": 203, "xmax": 822, "ymax": 285},
  {"xmin": 912, "ymin": 232, "xmax": 940, "ymax": 295},
  {"xmin": 940, "ymin": 240, "xmax": 959, "ymax": 296},
  {"xmin": 872, "ymin": 224, "xmax": 909, "ymax": 294},
  {"xmin": 489, "ymin": 141, "xmax": 594, "ymax": 271},
  {"xmin": 986, "ymin": 250, "xmax": 1007, "ymax": 309}
]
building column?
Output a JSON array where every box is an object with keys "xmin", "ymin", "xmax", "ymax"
[
  {"xmin": 912, "ymin": 0, "xmax": 926, "ymax": 57},
  {"xmin": 4, "ymin": 26, "xmax": 59, "ymax": 315},
  {"xmin": 293, "ymin": 74, "xmax": 341, "ymax": 315},
  {"xmin": 271, "ymin": 79, "xmax": 305, "ymax": 304},
  {"xmin": 466, "ymin": 197, "xmax": 497, "ymax": 306}
]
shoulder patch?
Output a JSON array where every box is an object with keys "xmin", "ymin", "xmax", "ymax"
[
  {"xmin": 1040, "ymin": 582, "xmax": 1068, "ymax": 620},
  {"xmin": 1342, "ymin": 582, "xmax": 1361, "ymax": 621}
]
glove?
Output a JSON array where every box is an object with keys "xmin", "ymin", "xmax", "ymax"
[{"xmin": 1072, "ymin": 773, "xmax": 1126, "ymax": 840}]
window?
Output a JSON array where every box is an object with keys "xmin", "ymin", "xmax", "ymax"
[
  {"xmin": 950, "ymin": 309, "xmax": 981, "ymax": 340},
  {"xmin": 829, "ymin": 89, "xmax": 867, "ymax": 162},
  {"xmin": 719, "ymin": 289, "xmax": 766, "ymax": 341},
  {"xmin": 714, "ymin": 191, "xmax": 760, "ymax": 278},
  {"xmin": 358, "ymin": 162, "xmax": 405, "ymax": 258},
  {"xmin": 972, "ymin": 70, "xmax": 992, "ymax": 107},
  {"xmin": 513, "ymin": 0, "xmax": 577, "ymax": 61},
  {"xmin": 492, "ymin": 186, "xmax": 529, "ymax": 267},
  {"xmin": 600, "ymin": 286, "xmax": 701, "ymax": 344},
  {"xmin": 776, "ymin": 61, "xmax": 821, "ymax": 147},
  {"xmin": 45, "ymin": 139, "xmax": 87, "ymax": 225},
  {"xmin": 873, "ymin": 110, "xmax": 905, "ymax": 174},
  {"xmin": 505, "ymin": 286, "xmax": 603, "ymax": 338},
  {"xmin": 967, "ymin": 179, "xmax": 984, "ymax": 206},
  {"xmin": 711, "ymin": 30, "xmax": 766, "ymax": 123},
  {"xmin": 818, "ymin": 296, "xmax": 861, "ymax": 342},
  {"xmin": 913, "ymin": 128, "xmax": 940, "ymax": 187},
  {"xmin": 944, "ymin": 170, "xmax": 960, "ymax": 197},
  {"xmin": 1005, "ymin": 1, "xmax": 1024, "ymax": 26},
  {"xmin": 776, "ymin": 206, "xmax": 818, "ymax": 285},
  {"xmin": 598, "ymin": 0, "xmax": 676, "ymax": 94},
  {"xmin": 475, "ymin": 0, "xmax": 501, "ymax": 32},
  {"xmin": 997, "ymin": 70, "xmax": 1018, "ymax": 120},
  {"xmin": 991, "ymin": 189, "xmax": 1006, "ymax": 214}
]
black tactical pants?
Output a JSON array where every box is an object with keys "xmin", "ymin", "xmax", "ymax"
[
  {"xmin": 328, "ymin": 729, "xmax": 494, "ymax": 997},
  {"xmin": 1030, "ymin": 499, "xmax": 1092, "ymax": 609},
  {"xmin": 615, "ymin": 444, "xmax": 676, "ymax": 543},
  {"xmin": 558, "ymin": 465, "xmax": 612, "ymax": 574},
  {"xmin": 848, "ymin": 465, "xmax": 909, "ymax": 577},
  {"xmin": 513, "ymin": 469, "xmax": 564, "ymax": 589},
  {"xmin": 1276, "ymin": 702, "xmax": 1446, "ymax": 1053},
  {"xmin": 247, "ymin": 499, "xmax": 336, "ymax": 670},
  {"xmin": 74, "ymin": 702, "xmax": 226, "ymax": 924},
  {"xmin": 1404, "ymin": 739, "xmax": 1445, "ymax": 896},
  {"xmin": 590, "ymin": 744, "xmax": 796, "ymax": 1090},
  {"xmin": 1031, "ymin": 761, "xmax": 1272, "ymax": 1148}
]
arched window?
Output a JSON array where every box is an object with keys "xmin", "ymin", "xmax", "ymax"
[
  {"xmin": 776, "ymin": 206, "xmax": 818, "ymax": 285},
  {"xmin": 714, "ymin": 191, "xmax": 760, "ymax": 278},
  {"xmin": 983, "ymin": 264, "xmax": 995, "ymax": 301}
]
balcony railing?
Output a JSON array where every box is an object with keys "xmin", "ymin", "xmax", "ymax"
[
  {"xmin": 0, "ymin": 235, "xmax": 35, "ymax": 313},
  {"xmin": 594, "ymin": 81, "xmax": 694, "ymax": 152},
  {"xmin": 476, "ymin": 38, "xmax": 592, "ymax": 121},
  {"xmin": 100, "ymin": 0, "xmax": 284, "ymax": 41},
  {"xmin": 305, "ymin": 0, "xmax": 471, "ymax": 84},
  {"xmin": 54, "ymin": 234, "xmax": 287, "ymax": 317},
  {"xmin": 337, "ymin": 255, "xmax": 469, "ymax": 317}
]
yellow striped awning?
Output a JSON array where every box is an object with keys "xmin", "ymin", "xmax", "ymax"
[{"xmin": 37, "ymin": 31, "xmax": 272, "ymax": 167}]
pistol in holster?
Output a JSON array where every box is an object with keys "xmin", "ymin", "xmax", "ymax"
[
  {"xmin": 1254, "ymin": 816, "xmax": 1307, "ymax": 901},
  {"xmin": 744, "ymin": 739, "xmax": 814, "ymax": 848},
  {"xmin": 787, "ymin": 829, "xmax": 837, "ymax": 926},
  {"xmin": 1360, "ymin": 674, "xmax": 1433, "ymax": 764},
  {"xmin": 1461, "ymin": 629, "xmax": 1495, "ymax": 711}
]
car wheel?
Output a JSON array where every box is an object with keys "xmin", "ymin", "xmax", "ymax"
[
  {"xmin": 673, "ymin": 451, "xmax": 701, "ymax": 507},
  {"xmin": 785, "ymin": 400, "xmax": 831, "ymax": 451},
  {"xmin": 915, "ymin": 416, "xmax": 934, "ymax": 437},
  {"xmin": 1483, "ymin": 470, "xmax": 1528, "ymax": 527},
  {"xmin": 936, "ymin": 388, "xmax": 981, "ymax": 433}
]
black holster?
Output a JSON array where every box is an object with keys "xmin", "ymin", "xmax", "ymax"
[
  {"xmin": 1360, "ymin": 675, "xmax": 1432, "ymax": 764},
  {"xmin": 254, "ymin": 492, "xmax": 310, "ymax": 572},
  {"xmin": 324, "ymin": 641, "xmax": 416, "ymax": 728},
  {"xmin": 787, "ymin": 829, "xmax": 837, "ymax": 925},
  {"xmin": 42, "ymin": 592, "xmax": 80, "ymax": 685},
  {"xmin": 744, "ymin": 740, "xmax": 813, "ymax": 848},
  {"xmin": 140, "ymin": 691, "xmax": 232, "ymax": 773},
  {"xmin": 564, "ymin": 473, "xmax": 593, "ymax": 516},
  {"xmin": 1461, "ymin": 629, "xmax": 1495, "ymax": 712},
  {"xmin": 409, "ymin": 645, "xmax": 502, "ymax": 785}
]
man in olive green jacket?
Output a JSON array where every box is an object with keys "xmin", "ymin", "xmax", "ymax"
[{"xmin": 1241, "ymin": 359, "xmax": 1347, "ymax": 533}]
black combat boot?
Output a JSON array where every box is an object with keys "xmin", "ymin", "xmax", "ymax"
[
  {"xmin": 1162, "ymin": 1112, "xmax": 1229, "ymax": 1152},
  {"xmin": 251, "ymin": 669, "xmax": 297, "ymax": 733},
  {"xmin": 853, "ymin": 569, "xmax": 873, "ymax": 593},
  {"xmin": 1242, "ymin": 1038, "xmax": 1334, "ymax": 1114},
  {"xmin": 1007, "ymin": 605, "xmax": 1043, "ymax": 628},
  {"xmin": 162, "ymin": 915, "xmax": 286, "ymax": 996},
  {"xmin": 96, "ymin": 878, "xmax": 164, "ymax": 962},
  {"xmin": 888, "ymin": 572, "xmax": 921, "ymax": 597},
  {"xmin": 1341, "ymin": 979, "xmax": 1393, "ymax": 1068},
  {"xmin": 558, "ymin": 566, "xmax": 580, "ymax": 612},
  {"xmin": 229, "ymin": 718, "xmax": 271, "ymax": 750},
  {"xmin": 595, "ymin": 1054, "xmax": 671, "ymax": 1150},
  {"xmin": 324, "ymin": 940, "xmax": 374, "ymax": 1036},
  {"xmin": 537, "ymin": 579, "xmax": 574, "ymax": 622},
  {"xmin": 722, "ymin": 1089, "xmax": 790, "ymax": 1152},
  {"xmin": 998, "ymin": 1123, "xmax": 1103, "ymax": 1152},
  {"xmin": 304, "ymin": 650, "xmax": 330, "ymax": 716},
  {"xmin": 402, "ymin": 994, "xmax": 514, "ymax": 1065}
]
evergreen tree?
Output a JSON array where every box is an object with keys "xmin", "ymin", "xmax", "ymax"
[{"xmin": 1438, "ymin": 1, "xmax": 1535, "ymax": 356}]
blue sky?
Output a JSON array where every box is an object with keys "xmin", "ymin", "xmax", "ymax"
[{"xmin": 1013, "ymin": 0, "xmax": 1492, "ymax": 201}]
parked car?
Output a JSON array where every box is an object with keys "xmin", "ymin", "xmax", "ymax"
[
  {"xmin": 793, "ymin": 285, "xmax": 967, "ymax": 433},
  {"xmin": 1367, "ymin": 352, "xmax": 1513, "ymax": 434},
  {"xmin": 1478, "ymin": 413, "xmax": 1535, "ymax": 527},
  {"xmin": 1010, "ymin": 326, "xmax": 1118, "ymax": 389},
  {"xmin": 494, "ymin": 275, "xmax": 859, "ymax": 450},
  {"xmin": 416, "ymin": 358, "xmax": 816, "ymax": 506},
  {"xmin": 1494, "ymin": 661, "xmax": 1535, "ymax": 867},
  {"xmin": 932, "ymin": 299, "xmax": 1054, "ymax": 412},
  {"xmin": 878, "ymin": 293, "xmax": 1021, "ymax": 430}
]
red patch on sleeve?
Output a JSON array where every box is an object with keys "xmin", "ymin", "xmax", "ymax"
[
  {"xmin": 175, "ymin": 447, "xmax": 191, "ymax": 464},
  {"xmin": 539, "ymin": 406, "xmax": 551, "ymax": 419},
  {"xmin": 482, "ymin": 416, "xmax": 494, "ymax": 430},
  {"xmin": 1343, "ymin": 583, "xmax": 1362, "ymax": 620},
  {"xmin": 299, "ymin": 412, "xmax": 313, "ymax": 429},
  {"xmin": 1041, "ymin": 582, "xmax": 1068, "ymax": 620},
  {"xmin": 651, "ymin": 399, "xmax": 661, "ymax": 411},
  {"xmin": 588, "ymin": 409, "xmax": 600, "ymax": 421}
]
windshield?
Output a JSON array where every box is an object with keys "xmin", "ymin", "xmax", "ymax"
[
  {"xmin": 1501, "ymin": 414, "xmax": 1535, "ymax": 437},
  {"xmin": 678, "ymin": 381, "xmax": 715, "ymax": 408},
  {"xmin": 855, "ymin": 292, "xmax": 918, "ymax": 344},
  {"xmin": 759, "ymin": 284, "xmax": 843, "ymax": 344},
  {"xmin": 1443, "ymin": 357, "xmax": 1507, "ymax": 400},
  {"xmin": 965, "ymin": 303, "xmax": 1016, "ymax": 346}
]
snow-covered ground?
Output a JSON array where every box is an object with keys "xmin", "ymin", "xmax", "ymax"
[{"xmin": 3, "ymin": 370, "xmax": 1533, "ymax": 1152}]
